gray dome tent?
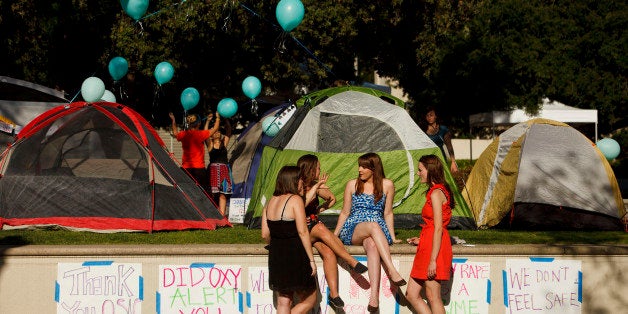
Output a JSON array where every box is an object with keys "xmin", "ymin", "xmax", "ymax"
[{"xmin": 245, "ymin": 86, "xmax": 475, "ymax": 229}]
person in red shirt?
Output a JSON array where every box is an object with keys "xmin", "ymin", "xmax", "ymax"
[{"xmin": 169, "ymin": 112, "xmax": 220, "ymax": 191}]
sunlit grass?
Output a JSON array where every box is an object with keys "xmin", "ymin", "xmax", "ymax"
[{"xmin": 0, "ymin": 226, "xmax": 625, "ymax": 245}]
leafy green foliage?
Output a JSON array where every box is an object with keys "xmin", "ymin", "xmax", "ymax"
[{"xmin": 0, "ymin": 0, "xmax": 625, "ymax": 134}]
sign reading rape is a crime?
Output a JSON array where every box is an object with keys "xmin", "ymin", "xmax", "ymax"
[
  {"xmin": 504, "ymin": 258, "xmax": 582, "ymax": 314},
  {"xmin": 56, "ymin": 261, "xmax": 142, "ymax": 314},
  {"xmin": 444, "ymin": 260, "xmax": 491, "ymax": 314},
  {"xmin": 158, "ymin": 264, "xmax": 243, "ymax": 314}
]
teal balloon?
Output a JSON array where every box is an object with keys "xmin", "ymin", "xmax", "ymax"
[
  {"xmin": 108, "ymin": 56, "xmax": 128, "ymax": 81},
  {"xmin": 101, "ymin": 90, "xmax": 117, "ymax": 103},
  {"xmin": 217, "ymin": 98, "xmax": 238, "ymax": 118},
  {"xmin": 154, "ymin": 61, "xmax": 174, "ymax": 85},
  {"xmin": 597, "ymin": 138, "xmax": 621, "ymax": 160},
  {"xmin": 261, "ymin": 116, "xmax": 280, "ymax": 137},
  {"xmin": 81, "ymin": 77, "xmax": 106, "ymax": 103},
  {"xmin": 275, "ymin": 0, "xmax": 305, "ymax": 32},
  {"xmin": 242, "ymin": 76, "xmax": 262, "ymax": 99},
  {"xmin": 120, "ymin": 0, "xmax": 149, "ymax": 21},
  {"xmin": 180, "ymin": 87, "xmax": 200, "ymax": 111}
]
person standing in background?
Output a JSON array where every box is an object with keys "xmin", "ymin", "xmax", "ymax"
[
  {"xmin": 169, "ymin": 112, "xmax": 221, "ymax": 190},
  {"xmin": 207, "ymin": 117, "xmax": 232, "ymax": 215},
  {"xmin": 420, "ymin": 106, "xmax": 458, "ymax": 173}
]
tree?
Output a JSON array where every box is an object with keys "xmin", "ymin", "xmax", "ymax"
[
  {"xmin": 448, "ymin": 0, "xmax": 626, "ymax": 134},
  {"xmin": 1, "ymin": 0, "xmax": 366, "ymax": 126},
  {"xmin": 0, "ymin": 0, "xmax": 118, "ymax": 96},
  {"xmin": 362, "ymin": 0, "xmax": 626, "ymax": 135},
  {"xmin": 1, "ymin": 0, "xmax": 625, "ymax": 135}
]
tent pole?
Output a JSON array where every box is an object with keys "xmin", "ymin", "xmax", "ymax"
[
  {"xmin": 469, "ymin": 126, "xmax": 473, "ymax": 160},
  {"xmin": 595, "ymin": 123, "xmax": 598, "ymax": 142}
]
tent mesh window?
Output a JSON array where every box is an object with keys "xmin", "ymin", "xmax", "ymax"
[
  {"xmin": 7, "ymin": 109, "xmax": 148, "ymax": 180},
  {"xmin": 319, "ymin": 113, "xmax": 404, "ymax": 153}
]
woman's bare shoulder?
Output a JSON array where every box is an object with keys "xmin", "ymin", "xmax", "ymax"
[
  {"xmin": 382, "ymin": 178, "xmax": 395, "ymax": 189},
  {"xmin": 345, "ymin": 179, "xmax": 357, "ymax": 190}
]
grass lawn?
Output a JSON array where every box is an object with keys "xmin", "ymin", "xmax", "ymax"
[{"xmin": 0, "ymin": 226, "xmax": 626, "ymax": 245}]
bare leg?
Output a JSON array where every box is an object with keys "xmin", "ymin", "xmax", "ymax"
[
  {"xmin": 276, "ymin": 292, "xmax": 293, "ymax": 314},
  {"xmin": 352, "ymin": 222, "xmax": 403, "ymax": 282},
  {"xmin": 292, "ymin": 288, "xmax": 318, "ymax": 314},
  {"xmin": 218, "ymin": 193, "xmax": 227, "ymax": 215},
  {"xmin": 363, "ymin": 237, "xmax": 381, "ymax": 308},
  {"xmin": 406, "ymin": 278, "xmax": 431, "ymax": 314},
  {"xmin": 311, "ymin": 223, "xmax": 361, "ymax": 269},
  {"xmin": 425, "ymin": 280, "xmax": 445, "ymax": 314},
  {"xmin": 314, "ymin": 242, "xmax": 340, "ymax": 299}
]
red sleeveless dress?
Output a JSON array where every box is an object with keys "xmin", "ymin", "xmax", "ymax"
[{"xmin": 410, "ymin": 184, "xmax": 453, "ymax": 280}]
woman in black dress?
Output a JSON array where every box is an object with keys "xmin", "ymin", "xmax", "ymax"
[{"xmin": 261, "ymin": 166, "xmax": 318, "ymax": 313}]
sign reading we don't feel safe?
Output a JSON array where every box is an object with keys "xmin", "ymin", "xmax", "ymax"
[{"xmin": 504, "ymin": 258, "xmax": 582, "ymax": 314}]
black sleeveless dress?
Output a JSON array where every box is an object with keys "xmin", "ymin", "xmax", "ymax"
[{"xmin": 267, "ymin": 196, "xmax": 317, "ymax": 293}]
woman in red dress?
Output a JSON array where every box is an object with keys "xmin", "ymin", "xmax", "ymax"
[{"xmin": 405, "ymin": 154, "xmax": 453, "ymax": 314}]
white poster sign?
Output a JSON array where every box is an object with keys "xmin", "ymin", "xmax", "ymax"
[
  {"xmin": 229, "ymin": 197, "xmax": 250, "ymax": 224},
  {"xmin": 158, "ymin": 263, "xmax": 243, "ymax": 314},
  {"xmin": 246, "ymin": 267, "xmax": 275, "ymax": 314},
  {"xmin": 503, "ymin": 258, "xmax": 582, "ymax": 314},
  {"xmin": 56, "ymin": 261, "xmax": 142, "ymax": 314},
  {"xmin": 444, "ymin": 259, "xmax": 491, "ymax": 314},
  {"xmin": 247, "ymin": 257, "xmax": 401, "ymax": 313}
]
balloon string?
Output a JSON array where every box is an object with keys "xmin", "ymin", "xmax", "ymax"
[
  {"xmin": 274, "ymin": 32, "xmax": 289, "ymax": 54},
  {"xmin": 238, "ymin": 3, "xmax": 280, "ymax": 31},
  {"xmin": 221, "ymin": 0, "xmax": 237, "ymax": 32},
  {"xmin": 114, "ymin": 80, "xmax": 129, "ymax": 103},
  {"xmin": 238, "ymin": 2, "xmax": 335, "ymax": 78},
  {"xmin": 289, "ymin": 34, "xmax": 336, "ymax": 77},
  {"xmin": 136, "ymin": 20, "xmax": 144, "ymax": 34},
  {"xmin": 152, "ymin": 84, "xmax": 163, "ymax": 122},
  {"xmin": 140, "ymin": 0, "xmax": 189, "ymax": 21}
]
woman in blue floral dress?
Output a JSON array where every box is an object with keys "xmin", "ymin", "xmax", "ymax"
[{"xmin": 334, "ymin": 153, "xmax": 405, "ymax": 312}]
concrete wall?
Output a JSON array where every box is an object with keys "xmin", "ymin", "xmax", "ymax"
[{"xmin": 0, "ymin": 244, "xmax": 625, "ymax": 313}]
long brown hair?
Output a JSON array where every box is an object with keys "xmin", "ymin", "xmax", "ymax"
[
  {"xmin": 273, "ymin": 166, "xmax": 301, "ymax": 196},
  {"xmin": 419, "ymin": 155, "xmax": 455, "ymax": 207},
  {"xmin": 356, "ymin": 153, "xmax": 385, "ymax": 202},
  {"xmin": 297, "ymin": 154, "xmax": 318, "ymax": 190}
]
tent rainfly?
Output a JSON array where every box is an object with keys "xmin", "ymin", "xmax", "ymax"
[
  {"xmin": 463, "ymin": 118, "xmax": 625, "ymax": 230},
  {"xmin": 246, "ymin": 86, "xmax": 475, "ymax": 229},
  {"xmin": 0, "ymin": 102, "xmax": 230, "ymax": 232}
]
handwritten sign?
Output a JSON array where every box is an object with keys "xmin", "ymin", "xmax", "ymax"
[
  {"xmin": 247, "ymin": 258, "xmax": 400, "ymax": 314},
  {"xmin": 56, "ymin": 262, "xmax": 142, "ymax": 314},
  {"xmin": 246, "ymin": 267, "xmax": 274, "ymax": 314},
  {"xmin": 444, "ymin": 260, "xmax": 491, "ymax": 314},
  {"xmin": 228, "ymin": 198, "xmax": 250, "ymax": 224},
  {"xmin": 329, "ymin": 257, "xmax": 400, "ymax": 313},
  {"xmin": 503, "ymin": 258, "xmax": 581, "ymax": 314},
  {"xmin": 158, "ymin": 264, "xmax": 242, "ymax": 314}
]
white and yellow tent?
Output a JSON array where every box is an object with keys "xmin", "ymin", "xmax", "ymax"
[{"xmin": 463, "ymin": 118, "xmax": 624, "ymax": 230}]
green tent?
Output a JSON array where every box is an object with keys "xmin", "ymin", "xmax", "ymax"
[{"xmin": 245, "ymin": 86, "xmax": 474, "ymax": 229}]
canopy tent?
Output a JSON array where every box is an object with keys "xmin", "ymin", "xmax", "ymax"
[
  {"xmin": 469, "ymin": 98, "xmax": 598, "ymax": 140},
  {"xmin": 0, "ymin": 76, "xmax": 68, "ymax": 135}
]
